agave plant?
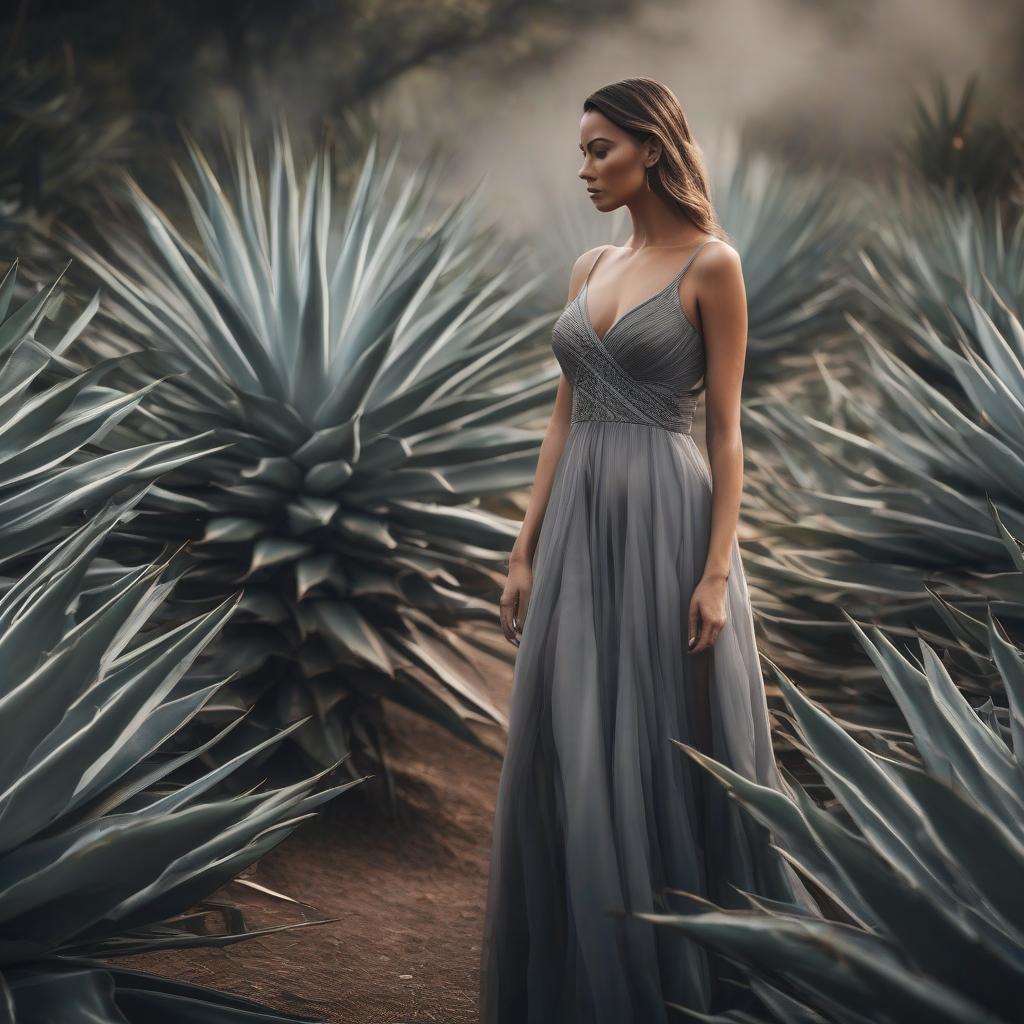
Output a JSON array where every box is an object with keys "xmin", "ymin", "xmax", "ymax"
[
  {"xmin": 739, "ymin": 273, "xmax": 1024, "ymax": 720},
  {"xmin": 705, "ymin": 134, "xmax": 857, "ymax": 379},
  {"xmin": 638, "ymin": 558, "xmax": 1024, "ymax": 1022},
  {"xmin": 900, "ymin": 74, "xmax": 1024, "ymax": 205},
  {"xmin": 0, "ymin": 259, "xmax": 222, "ymax": 575},
  {"xmin": 0, "ymin": 493, "xmax": 362, "ymax": 1022},
  {"xmin": 59, "ymin": 119, "xmax": 557, "ymax": 791},
  {"xmin": 849, "ymin": 187, "xmax": 1024, "ymax": 375}
]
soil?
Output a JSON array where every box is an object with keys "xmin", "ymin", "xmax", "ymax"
[{"xmin": 120, "ymin": 630, "xmax": 514, "ymax": 1024}]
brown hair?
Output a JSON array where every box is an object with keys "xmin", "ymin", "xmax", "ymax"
[{"xmin": 583, "ymin": 77, "xmax": 729, "ymax": 242}]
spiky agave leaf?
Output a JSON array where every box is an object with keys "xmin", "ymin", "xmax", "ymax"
[
  {"xmin": 60, "ymin": 117, "xmax": 556, "ymax": 790},
  {"xmin": 636, "ymin": 608, "xmax": 1024, "ymax": 1023},
  {"xmin": 0, "ymin": 259, "xmax": 226, "ymax": 579},
  {"xmin": 850, "ymin": 186, "xmax": 1024, "ymax": 374},
  {"xmin": 704, "ymin": 133, "xmax": 857, "ymax": 373},
  {"xmin": 927, "ymin": 498, "xmax": 1024, "ymax": 679},
  {"xmin": 0, "ymin": 495, "xmax": 362, "ymax": 1022},
  {"xmin": 2, "ymin": 961, "xmax": 325, "ymax": 1023},
  {"xmin": 740, "ymin": 287, "xmax": 1024, "ymax": 716},
  {"xmin": 738, "ymin": 192, "xmax": 1024, "ymax": 707}
]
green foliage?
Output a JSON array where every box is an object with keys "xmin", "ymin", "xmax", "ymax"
[
  {"xmin": 60, "ymin": 120, "xmax": 557, "ymax": 793},
  {"xmin": 851, "ymin": 188, "xmax": 1024, "ymax": 374},
  {"xmin": 0, "ymin": 496, "xmax": 360, "ymax": 1022},
  {"xmin": 0, "ymin": 260, "xmax": 221, "ymax": 571},
  {"xmin": 742, "ymin": 195, "xmax": 1024, "ymax": 715}
]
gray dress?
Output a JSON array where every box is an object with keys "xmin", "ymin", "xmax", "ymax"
[{"xmin": 479, "ymin": 240, "xmax": 813, "ymax": 1022}]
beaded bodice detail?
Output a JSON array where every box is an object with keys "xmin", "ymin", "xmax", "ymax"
[{"xmin": 551, "ymin": 240, "xmax": 713, "ymax": 435}]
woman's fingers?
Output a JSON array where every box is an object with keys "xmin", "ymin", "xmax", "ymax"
[
  {"xmin": 699, "ymin": 615, "xmax": 716, "ymax": 652},
  {"xmin": 689, "ymin": 599, "xmax": 726, "ymax": 654},
  {"xmin": 499, "ymin": 590, "xmax": 519, "ymax": 644},
  {"xmin": 688, "ymin": 598, "xmax": 700, "ymax": 650},
  {"xmin": 514, "ymin": 591, "xmax": 529, "ymax": 640}
]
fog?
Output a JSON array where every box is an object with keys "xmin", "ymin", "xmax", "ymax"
[{"xmin": 362, "ymin": 0, "xmax": 1023, "ymax": 240}]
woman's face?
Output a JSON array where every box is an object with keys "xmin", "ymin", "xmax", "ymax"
[{"xmin": 578, "ymin": 109, "xmax": 654, "ymax": 211}]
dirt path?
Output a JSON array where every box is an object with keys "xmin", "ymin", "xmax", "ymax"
[{"xmin": 124, "ymin": 635, "xmax": 513, "ymax": 1024}]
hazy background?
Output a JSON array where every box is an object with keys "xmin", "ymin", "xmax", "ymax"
[{"xmin": 8, "ymin": 0, "xmax": 1024, "ymax": 251}]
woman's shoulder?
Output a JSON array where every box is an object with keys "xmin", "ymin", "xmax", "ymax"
[
  {"xmin": 564, "ymin": 244, "xmax": 611, "ymax": 302},
  {"xmin": 695, "ymin": 237, "xmax": 740, "ymax": 272},
  {"xmin": 571, "ymin": 243, "xmax": 611, "ymax": 274}
]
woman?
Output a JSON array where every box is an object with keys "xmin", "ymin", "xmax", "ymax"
[{"xmin": 479, "ymin": 77, "xmax": 815, "ymax": 1023}]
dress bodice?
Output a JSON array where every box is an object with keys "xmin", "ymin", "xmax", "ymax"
[{"xmin": 551, "ymin": 240, "xmax": 713, "ymax": 435}]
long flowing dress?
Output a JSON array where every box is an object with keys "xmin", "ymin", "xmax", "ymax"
[{"xmin": 478, "ymin": 239, "xmax": 815, "ymax": 1023}]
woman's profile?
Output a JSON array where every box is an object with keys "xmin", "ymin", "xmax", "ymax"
[{"xmin": 478, "ymin": 77, "xmax": 815, "ymax": 1021}]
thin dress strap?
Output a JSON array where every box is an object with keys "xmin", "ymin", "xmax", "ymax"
[
  {"xmin": 674, "ymin": 238, "xmax": 718, "ymax": 282},
  {"xmin": 590, "ymin": 238, "xmax": 718, "ymax": 287},
  {"xmin": 578, "ymin": 238, "xmax": 717, "ymax": 303},
  {"xmin": 582, "ymin": 245, "xmax": 611, "ymax": 287}
]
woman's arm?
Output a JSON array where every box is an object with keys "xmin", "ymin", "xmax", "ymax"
[
  {"xmin": 506, "ymin": 373, "xmax": 573, "ymax": 571},
  {"xmin": 500, "ymin": 248, "xmax": 602, "ymax": 645},
  {"xmin": 687, "ymin": 242, "xmax": 749, "ymax": 653}
]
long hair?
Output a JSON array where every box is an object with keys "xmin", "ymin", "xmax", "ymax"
[{"xmin": 583, "ymin": 77, "xmax": 729, "ymax": 242}]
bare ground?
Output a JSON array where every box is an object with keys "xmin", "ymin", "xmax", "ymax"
[{"xmin": 121, "ymin": 639, "xmax": 514, "ymax": 1024}]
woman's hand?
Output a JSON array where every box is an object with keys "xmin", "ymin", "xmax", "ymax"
[
  {"xmin": 500, "ymin": 556, "xmax": 534, "ymax": 647},
  {"xmin": 688, "ymin": 572, "xmax": 728, "ymax": 654}
]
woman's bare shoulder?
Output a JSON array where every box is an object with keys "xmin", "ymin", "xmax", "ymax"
[
  {"xmin": 698, "ymin": 238, "xmax": 741, "ymax": 273},
  {"xmin": 565, "ymin": 244, "xmax": 610, "ymax": 303}
]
